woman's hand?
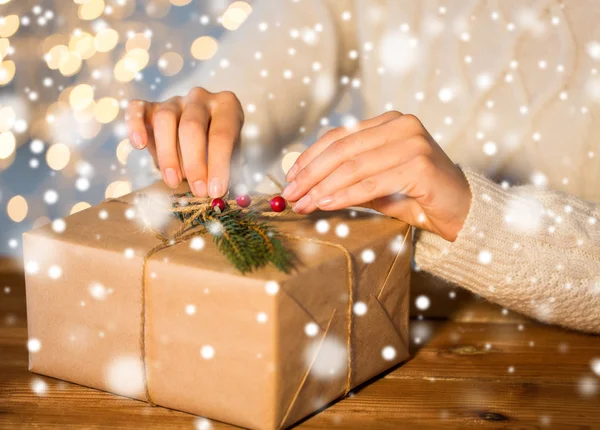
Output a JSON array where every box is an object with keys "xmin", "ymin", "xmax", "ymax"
[
  {"xmin": 281, "ymin": 111, "xmax": 472, "ymax": 242},
  {"xmin": 125, "ymin": 88, "xmax": 244, "ymax": 197}
]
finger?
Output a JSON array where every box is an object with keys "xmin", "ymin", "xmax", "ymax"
[
  {"xmin": 206, "ymin": 92, "xmax": 243, "ymax": 198},
  {"xmin": 283, "ymin": 117, "xmax": 406, "ymax": 203},
  {"xmin": 152, "ymin": 97, "xmax": 183, "ymax": 188},
  {"xmin": 285, "ymin": 110, "xmax": 403, "ymax": 182},
  {"xmin": 126, "ymin": 99, "xmax": 152, "ymax": 149},
  {"xmin": 301, "ymin": 136, "xmax": 427, "ymax": 207},
  {"xmin": 179, "ymin": 101, "xmax": 209, "ymax": 196},
  {"xmin": 292, "ymin": 157, "xmax": 424, "ymax": 215}
]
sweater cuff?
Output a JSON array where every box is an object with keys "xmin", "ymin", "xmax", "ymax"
[{"xmin": 414, "ymin": 169, "xmax": 521, "ymax": 292}]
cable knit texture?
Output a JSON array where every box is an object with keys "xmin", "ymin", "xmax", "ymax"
[
  {"xmin": 415, "ymin": 170, "xmax": 600, "ymax": 333},
  {"xmin": 163, "ymin": 0, "xmax": 600, "ymax": 332}
]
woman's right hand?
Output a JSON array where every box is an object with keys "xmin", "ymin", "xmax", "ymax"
[{"xmin": 125, "ymin": 87, "xmax": 244, "ymax": 197}]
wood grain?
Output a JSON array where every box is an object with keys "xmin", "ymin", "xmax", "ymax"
[{"xmin": 1, "ymin": 257, "xmax": 599, "ymax": 429}]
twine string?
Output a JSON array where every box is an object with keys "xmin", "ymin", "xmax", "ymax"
[{"xmin": 108, "ymin": 174, "xmax": 405, "ymax": 408}]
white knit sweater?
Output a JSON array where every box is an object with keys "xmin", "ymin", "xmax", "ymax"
[{"xmin": 164, "ymin": 0, "xmax": 600, "ymax": 333}]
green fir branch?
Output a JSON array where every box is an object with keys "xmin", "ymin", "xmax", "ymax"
[{"xmin": 172, "ymin": 201, "xmax": 295, "ymax": 274}]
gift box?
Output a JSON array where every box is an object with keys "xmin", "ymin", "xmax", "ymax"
[{"xmin": 23, "ymin": 181, "xmax": 412, "ymax": 429}]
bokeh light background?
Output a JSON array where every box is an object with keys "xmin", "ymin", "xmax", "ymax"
[{"xmin": 0, "ymin": 0, "xmax": 359, "ymax": 257}]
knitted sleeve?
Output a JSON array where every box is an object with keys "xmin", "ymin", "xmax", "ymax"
[
  {"xmin": 161, "ymin": 0, "xmax": 358, "ymax": 184},
  {"xmin": 414, "ymin": 169, "xmax": 600, "ymax": 334}
]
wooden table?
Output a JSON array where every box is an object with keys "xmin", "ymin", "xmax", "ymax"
[{"xmin": 1, "ymin": 258, "xmax": 599, "ymax": 429}]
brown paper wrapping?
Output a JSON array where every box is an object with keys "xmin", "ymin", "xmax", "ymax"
[{"xmin": 23, "ymin": 181, "xmax": 412, "ymax": 429}]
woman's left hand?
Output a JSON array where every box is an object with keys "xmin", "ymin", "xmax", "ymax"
[{"xmin": 281, "ymin": 111, "xmax": 472, "ymax": 242}]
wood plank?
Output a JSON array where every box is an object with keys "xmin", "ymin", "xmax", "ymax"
[
  {"xmin": 301, "ymin": 377, "xmax": 600, "ymax": 429},
  {"xmin": 2, "ymin": 257, "xmax": 600, "ymax": 429}
]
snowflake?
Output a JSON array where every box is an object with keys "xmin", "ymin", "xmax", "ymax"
[
  {"xmin": 47, "ymin": 265, "xmax": 62, "ymax": 279},
  {"xmin": 89, "ymin": 282, "xmax": 108, "ymax": 300},
  {"xmin": 264, "ymin": 280, "xmax": 279, "ymax": 295},
  {"xmin": 104, "ymin": 356, "xmax": 145, "ymax": 398},
  {"xmin": 189, "ymin": 237, "xmax": 205, "ymax": 251},
  {"xmin": 381, "ymin": 346, "xmax": 397, "ymax": 361},
  {"xmin": 200, "ymin": 345, "xmax": 215, "ymax": 360},
  {"xmin": 352, "ymin": 301, "xmax": 367, "ymax": 316},
  {"xmin": 478, "ymin": 250, "xmax": 492, "ymax": 265},
  {"xmin": 306, "ymin": 337, "xmax": 347, "ymax": 379},
  {"xmin": 415, "ymin": 295, "xmax": 430, "ymax": 310},
  {"xmin": 304, "ymin": 322, "xmax": 319, "ymax": 337},
  {"xmin": 27, "ymin": 338, "xmax": 41, "ymax": 353},
  {"xmin": 31, "ymin": 378, "xmax": 48, "ymax": 395}
]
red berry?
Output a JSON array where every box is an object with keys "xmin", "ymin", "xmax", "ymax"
[
  {"xmin": 270, "ymin": 196, "xmax": 286, "ymax": 212},
  {"xmin": 236, "ymin": 194, "xmax": 251, "ymax": 208},
  {"xmin": 211, "ymin": 198, "xmax": 226, "ymax": 212}
]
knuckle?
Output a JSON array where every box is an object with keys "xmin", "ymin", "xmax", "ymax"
[
  {"xmin": 295, "ymin": 165, "xmax": 311, "ymax": 184},
  {"xmin": 154, "ymin": 107, "xmax": 178, "ymax": 123},
  {"xmin": 184, "ymin": 164, "xmax": 204, "ymax": 180},
  {"xmin": 413, "ymin": 155, "xmax": 433, "ymax": 175},
  {"xmin": 329, "ymin": 140, "xmax": 345, "ymax": 158},
  {"xmin": 321, "ymin": 127, "xmax": 340, "ymax": 141},
  {"xmin": 383, "ymin": 110, "xmax": 403, "ymax": 120},
  {"xmin": 187, "ymin": 87, "xmax": 209, "ymax": 99},
  {"xmin": 210, "ymin": 129, "xmax": 235, "ymax": 144},
  {"xmin": 179, "ymin": 117, "xmax": 205, "ymax": 136},
  {"xmin": 216, "ymin": 90, "xmax": 240, "ymax": 104},
  {"xmin": 408, "ymin": 136, "xmax": 433, "ymax": 155},
  {"xmin": 400, "ymin": 113, "xmax": 423, "ymax": 130},
  {"xmin": 341, "ymin": 158, "xmax": 359, "ymax": 175},
  {"xmin": 360, "ymin": 177, "xmax": 377, "ymax": 193}
]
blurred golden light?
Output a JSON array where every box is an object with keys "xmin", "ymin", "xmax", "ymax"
[
  {"xmin": 59, "ymin": 51, "xmax": 83, "ymax": 76},
  {"xmin": 46, "ymin": 143, "xmax": 71, "ymax": 171},
  {"xmin": 191, "ymin": 36, "xmax": 218, "ymax": 60},
  {"xmin": 71, "ymin": 202, "xmax": 91, "ymax": 214},
  {"xmin": 69, "ymin": 32, "xmax": 96, "ymax": 59},
  {"xmin": 94, "ymin": 97, "xmax": 119, "ymax": 124},
  {"xmin": 281, "ymin": 151, "xmax": 302, "ymax": 174},
  {"xmin": 0, "ymin": 15, "xmax": 19, "ymax": 38},
  {"xmin": 46, "ymin": 45, "xmax": 69, "ymax": 70},
  {"xmin": 94, "ymin": 28, "xmax": 118, "ymax": 52},
  {"xmin": 69, "ymin": 84, "xmax": 94, "ymax": 111},
  {"xmin": 105, "ymin": 180, "xmax": 132, "ymax": 198},
  {"xmin": 0, "ymin": 0, "xmax": 11, "ymax": 5},
  {"xmin": 124, "ymin": 48, "xmax": 149, "ymax": 72},
  {"xmin": 73, "ymin": 100, "xmax": 96, "ymax": 122},
  {"xmin": 0, "ymin": 106, "xmax": 15, "ymax": 132},
  {"xmin": 126, "ymin": 33, "xmax": 151, "ymax": 52},
  {"xmin": 158, "ymin": 52, "xmax": 184, "ymax": 76},
  {"xmin": 114, "ymin": 58, "xmax": 136, "ymax": 82},
  {"xmin": 170, "ymin": 0, "xmax": 192, "ymax": 5},
  {"xmin": 7, "ymin": 195, "xmax": 27, "ymax": 222},
  {"xmin": 0, "ymin": 131, "xmax": 16, "ymax": 159},
  {"xmin": 0, "ymin": 38, "xmax": 9, "ymax": 61},
  {"xmin": 42, "ymin": 34, "xmax": 68, "ymax": 54},
  {"xmin": 0, "ymin": 60, "xmax": 15, "ymax": 85},
  {"xmin": 116, "ymin": 138, "xmax": 134, "ymax": 165},
  {"xmin": 222, "ymin": 2, "xmax": 252, "ymax": 31},
  {"xmin": 78, "ymin": 0, "xmax": 106, "ymax": 21}
]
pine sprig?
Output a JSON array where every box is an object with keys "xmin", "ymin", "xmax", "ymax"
[{"xmin": 173, "ymin": 201, "xmax": 295, "ymax": 274}]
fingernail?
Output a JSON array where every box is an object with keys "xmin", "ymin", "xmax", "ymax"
[
  {"xmin": 286, "ymin": 164, "xmax": 299, "ymax": 181},
  {"xmin": 281, "ymin": 181, "xmax": 297, "ymax": 199},
  {"xmin": 292, "ymin": 195, "xmax": 311, "ymax": 213},
  {"xmin": 132, "ymin": 131, "xmax": 144, "ymax": 149},
  {"xmin": 317, "ymin": 195, "xmax": 334, "ymax": 207},
  {"xmin": 209, "ymin": 177, "xmax": 224, "ymax": 197},
  {"xmin": 164, "ymin": 168, "xmax": 180, "ymax": 188},
  {"xmin": 192, "ymin": 180, "xmax": 207, "ymax": 197}
]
